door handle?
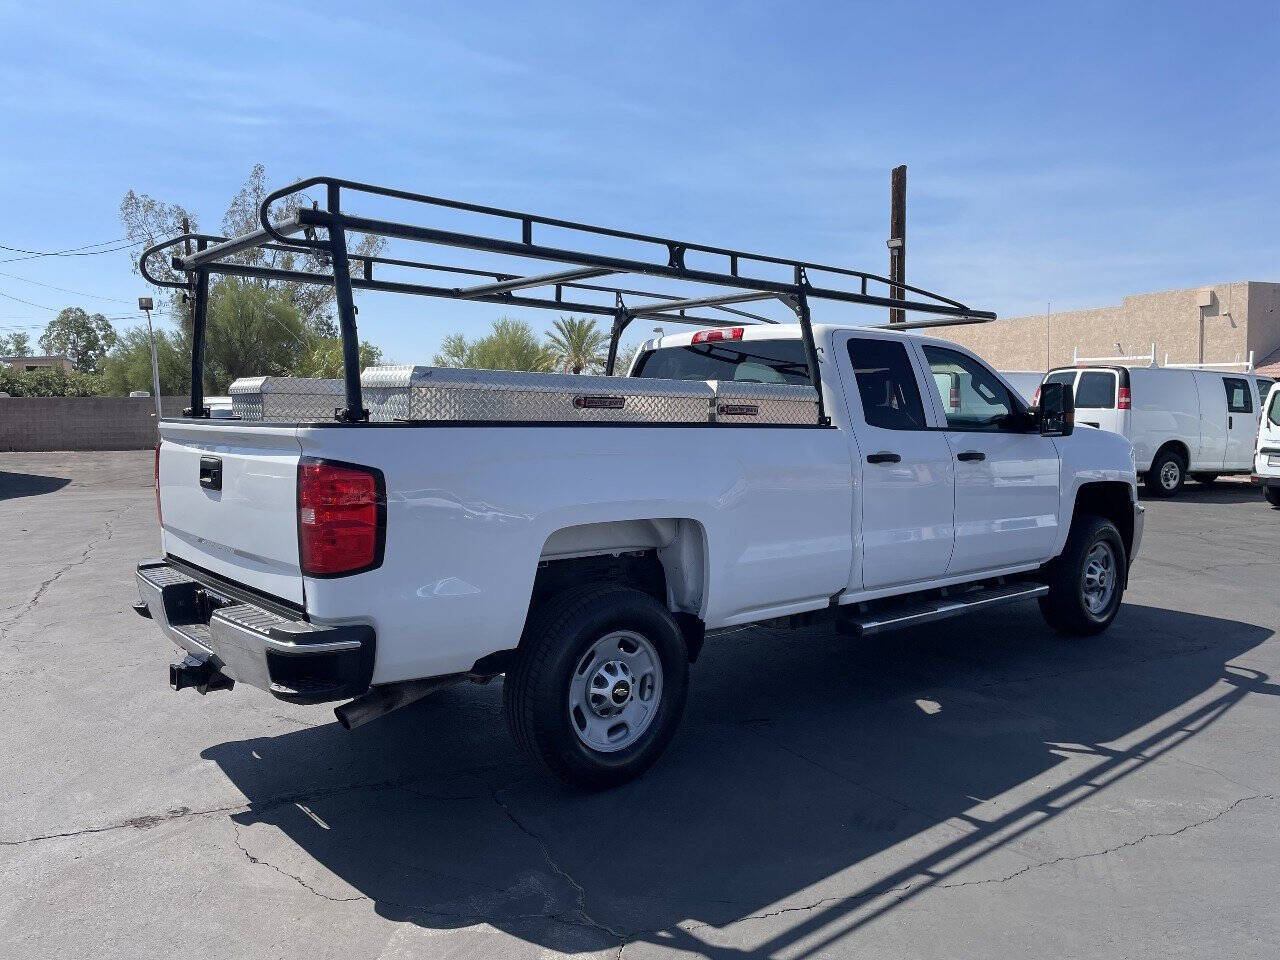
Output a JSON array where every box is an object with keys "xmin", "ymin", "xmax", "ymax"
[
  {"xmin": 957, "ymin": 450, "xmax": 986, "ymax": 462},
  {"xmin": 1229, "ymin": 415, "xmax": 1233, "ymax": 429},
  {"xmin": 866, "ymin": 452, "xmax": 901, "ymax": 464},
  {"xmin": 198, "ymin": 455, "xmax": 222, "ymax": 491}
]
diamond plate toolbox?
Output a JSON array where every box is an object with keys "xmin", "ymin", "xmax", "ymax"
[
  {"xmin": 361, "ymin": 365, "xmax": 715, "ymax": 423},
  {"xmin": 229, "ymin": 376, "xmax": 345, "ymax": 421},
  {"xmin": 708, "ymin": 380, "xmax": 820, "ymax": 424}
]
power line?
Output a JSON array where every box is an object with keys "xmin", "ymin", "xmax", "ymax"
[
  {"xmin": 0, "ymin": 269, "xmax": 135, "ymax": 304},
  {"xmin": 0, "ymin": 236, "xmax": 128, "ymax": 256},
  {"xmin": 0, "ymin": 238, "xmax": 144, "ymax": 266}
]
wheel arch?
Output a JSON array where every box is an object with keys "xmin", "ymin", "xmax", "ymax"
[{"xmin": 1071, "ymin": 481, "xmax": 1136, "ymax": 562}]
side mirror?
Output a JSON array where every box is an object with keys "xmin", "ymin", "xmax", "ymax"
[{"xmin": 1036, "ymin": 381, "xmax": 1074, "ymax": 437}]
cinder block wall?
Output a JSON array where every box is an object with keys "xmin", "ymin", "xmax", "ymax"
[{"xmin": 0, "ymin": 397, "xmax": 187, "ymax": 452}]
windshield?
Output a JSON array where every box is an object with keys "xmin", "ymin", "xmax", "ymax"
[{"xmin": 632, "ymin": 339, "xmax": 811, "ymax": 385}]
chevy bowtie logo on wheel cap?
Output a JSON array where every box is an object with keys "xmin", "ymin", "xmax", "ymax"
[{"xmin": 612, "ymin": 681, "xmax": 630, "ymax": 704}]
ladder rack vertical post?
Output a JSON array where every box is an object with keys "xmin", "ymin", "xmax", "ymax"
[
  {"xmin": 188, "ymin": 239, "xmax": 209, "ymax": 418},
  {"xmin": 794, "ymin": 287, "xmax": 829, "ymax": 425},
  {"xmin": 327, "ymin": 183, "xmax": 367, "ymax": 422},
  {"xmin": 605, "ymin": 306, "xmax": 632, "ymax": 376}
]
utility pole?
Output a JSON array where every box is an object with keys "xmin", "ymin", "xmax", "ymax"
[{"xmin": 888, "ymin": 165, "xmax": 906, "ymax": 324}]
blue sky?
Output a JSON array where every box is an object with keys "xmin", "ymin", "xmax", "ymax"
[{"xmin": 1, "ymin": 0, "xmax": 1277, "ymax": 362}]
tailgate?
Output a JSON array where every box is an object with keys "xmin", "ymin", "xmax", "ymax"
[{"xmin": 158, "ymin": 421, "xmax": 305, "ymax": 605}]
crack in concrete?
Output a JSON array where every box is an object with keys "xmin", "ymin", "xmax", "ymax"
[
  {"xmin": 1, "ymin": 502, "xmax": 132, "ymax": 640},
  {"xmin": 232, "ymin": 821, "xmax": 366, "ymax": 903},
  {"xmin": 0, "ymin": 801, "xmax": 245, "ymax": 847},
  {"xmin": 487, "ymin": 784, "xmax": 630, "ymax": 945},
  {"xmin": 936, "ymin": 793, "xmax": 1276, "ymax": 891}
]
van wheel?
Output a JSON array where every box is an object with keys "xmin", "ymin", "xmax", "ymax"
[
  {"xmin": 1265, "ymin": 486, "xmax": 1280, "ymax": 508},
  {"xmin": 504, "ymin": 584, "xmax": 689, "ymax": 790},
  {"xmin": 1039, "ymin": 514, "xmax": 1126, "ymax": 636},
  {"xmin": 1191, "ymin": 473, "xmax": 1218, "ymax": 485},
  {"xmin": 1144, "ymin": 448, "xmax": 1185, "ymax": 497}
]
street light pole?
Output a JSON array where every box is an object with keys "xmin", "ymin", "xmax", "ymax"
[{"xmin": 138, "ymin": 296, "xmax": 162, "ymax": 422}]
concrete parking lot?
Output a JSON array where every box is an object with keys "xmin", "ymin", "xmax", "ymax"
[{"xmin": 2, "ymin": 450, "xmax": 1278, "ymax": 959}]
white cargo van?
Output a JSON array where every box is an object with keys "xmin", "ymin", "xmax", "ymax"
[
  {"xmin": 1254, "ymin": 382, "xmax": 1280, "ymax": 507},
  {"xmin": 1041, "ymin": 364, "xmax": 1267, "ymax": 496},
  {"xmin": 998, "ymin": 370, "xmax": 1045, "ymax": 403}
]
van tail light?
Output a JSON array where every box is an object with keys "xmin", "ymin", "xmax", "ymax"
[
  {"xmin": 949, "ymin": 385, "xmax": 961, "ymax": 409},
  {"xmin": 1032, "ymin": 386, "xmax": 1041, "ymax": 407},
  {"xmin": 297, "ymin": 459, "xmax": 385, "ymax": 577},
  {"xmin": 154, "ymin": 442, "xmax": 162, "ymax": 527},
  {"xmin": 1117, "ymin": 386, "xmax": 1132, "ymax": 410},
  {"xmin": 692, "ymin": 327, "xmax": 744, "ymax": 344}
]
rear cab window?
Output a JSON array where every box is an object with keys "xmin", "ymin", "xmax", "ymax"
[
  {"xmin": 846, "ymin": 338, "xmax": 927, "ymax": 430},
  {"xmin": 632, "ymin": 338, "xmax": 810, "ymax": 385}
]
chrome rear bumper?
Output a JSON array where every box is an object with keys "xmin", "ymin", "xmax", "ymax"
[{"xmin": 135, "ymin": 559, "xmax": 374, "ymax": 703}]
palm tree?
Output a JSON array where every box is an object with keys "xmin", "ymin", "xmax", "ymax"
[{"xmin": 546, "ymin": 316, "xmax": 608, "ymax": 374}]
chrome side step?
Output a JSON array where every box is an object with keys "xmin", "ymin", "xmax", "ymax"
[{"xmin": 842, "ymin": 581, "xmax": 1049, "ymax": 637}]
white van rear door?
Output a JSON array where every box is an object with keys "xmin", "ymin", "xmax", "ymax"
[{"xmin": 1073, "ymin": 369, "xmax": 1125, "ymax": 434}]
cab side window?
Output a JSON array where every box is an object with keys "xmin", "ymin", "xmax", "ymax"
[
  {"xmin": 1269, "ymin": 389, "xmax": 1280, "ymax": 427},
  {"xmin": 1223, "ymin": 377, "xmax": 1252, "ymax": 414},
  {"xmin": 846, "ymin": 338, "xmax": 926, "ymax": 430},
  {"xmin": 922, "ymin": 345, "xmax": 1016, "ymax": 431}
]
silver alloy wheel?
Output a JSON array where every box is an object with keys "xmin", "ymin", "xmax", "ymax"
[
  {"xmin": 567, "ymin": 630, "xmax": 663, "ymax": 753},
  {"xmin": 1081, "ymin": 540, "xmax": 1117, "ymax": 616},
  {"xmin": 1160, "ymin": 459, "xmax": 1181, "ymax": 490}
]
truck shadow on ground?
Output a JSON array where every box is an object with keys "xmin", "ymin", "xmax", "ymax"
[
  {"xmin": 0, "ymin": 469, "xmax": 71, "ymax": 500},
  {"xmin": 1140, "ymin": 483, "xmax": 1263, "ymax": 506},
  {"xmin": 205, "ymin": 603, "xmax": 1274, "ymax": 956}
]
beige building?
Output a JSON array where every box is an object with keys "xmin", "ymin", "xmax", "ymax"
[
  {"xmin": 944, "ymin": 281, "xmax": 1280, "ymax": 378},
  {"xmin": 2, "ymin": 354, "xmax": 74, "ymax": 373}
]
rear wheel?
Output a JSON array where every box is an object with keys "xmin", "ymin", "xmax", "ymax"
[
  {"xmin": 1039, "ymin": 514, "xmax": 1126, "ymax": 636},
  {"xmin": 504, "ymin": 584, "xmax": 689, "ymax": 789},
  {"xmin": 1265, "ymin": 486, "xmax": 1280, "ymax": 508},
  {"xmin": 1144, "ymin": 448, "xmax": 1186, "ymax": 497}
]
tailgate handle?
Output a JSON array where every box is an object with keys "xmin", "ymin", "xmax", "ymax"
[{"xmin": 199, "ymin": 456, "xmax": 223, "ymax": 491}]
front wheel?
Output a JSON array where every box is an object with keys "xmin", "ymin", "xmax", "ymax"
[
  {"xmin": 1039, "ymin": 515, "xmax": 1127, "ymax": 636},
  {"xmin": 1265, "ymin": 485, "xmax": 1280, "ymax": 508},
  {"xmin": 504, "ymin": 584, "xmax": 689, "ymax": 789}
]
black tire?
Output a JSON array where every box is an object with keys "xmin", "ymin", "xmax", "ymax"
[
  {"xmin": 1144, "ymin": 447, "xmax": 1186, "ymax": 497},
  {"xmin": 1039, "ymin": 514, "xmax": 1127, "ymax": 636},
  {"xmin": 1191, "ymin": 473, "xmax": 1218, "ymax": 485},
  {"xmin": 1264, "ymin": 486, "xmax": 1280, "ymax": 508},
  {"xmin": 503, "ymin": 584, "xmax": 689, "ymax": 790}
]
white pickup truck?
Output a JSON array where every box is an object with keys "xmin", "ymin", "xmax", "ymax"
[{"xmin": 134, "ymin": 179, "xmax": 1143, "ymax": 788}]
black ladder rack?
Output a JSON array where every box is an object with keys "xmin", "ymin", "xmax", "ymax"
[{"xmin": 140, "ymin": 175, "xmax": 996, "ymax": 425}]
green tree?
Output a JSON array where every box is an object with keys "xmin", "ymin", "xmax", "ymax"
[
  {"xmin": 101, "ymin": 327, "xmax": 191, "ymax": 396},
  {"xmin": 122, "ymin": 163, "xmax": 386, "ymax": 337},
  {"xmin": 38, "ymin": 307, "xmax": 118, "ymax": 373},
  {"xmin": 201, "ymin": 277, "xmax": 309, "ymax": 392},
  {"xmin": 0, "ymin": 366, "xmax": 101, "ymax": 397},
  {"xmin": 0, "ymin": 331, "xmax": 33, "ymax": 356},
  {"xmin": 297, "ymin": 337, "xmax": 385, "ymax": 378},
  {"xmin": 546, "ymin": 316, "xmax": 607, "ymax": 374},
  {"xmin": 432, "ymin": 319, "xmax": 556, "ymax": 372}
]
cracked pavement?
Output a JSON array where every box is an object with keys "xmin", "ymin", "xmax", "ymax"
[{"xmin": 2, "ymin": 451, "xmax": 1279, "ymax": 959}]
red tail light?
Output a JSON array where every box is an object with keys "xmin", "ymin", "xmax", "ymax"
[
  {"xmin": 949, "ymin": 385, "xmax": 961, "ymax": 409},
  {"xmin": 692, "ymin": 327, "xmax": 744, "ymax": 344},
  {"xmin": 1032, "ymin": 386, "xmax": 1041, "ymax": 407},
  {"xmin": 1117, "ymin": 386, "xmax": 1132, "ymax": 410},
  {"xmin": 297, "ymin": 459, "xmax": 384, "ymax": 577},
  {"xmin": 154, "ymin": 442, "xmax": 163, "ymax": 527}
]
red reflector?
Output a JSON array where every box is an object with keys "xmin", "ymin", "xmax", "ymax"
[
  {"xmin": 297, "ymin": 460, "xmax": 383, "ymax": 577},
  {"xmin": 154, "ymin": 442, "xmax": 162, "ymax": 527},
  {"xmin": 691, "ymin": 327, "xmax": 744, "ymax": 344},
  {"xmin": 1117, "ymin": 386, "xmax": 1132, "ymax": 410}
]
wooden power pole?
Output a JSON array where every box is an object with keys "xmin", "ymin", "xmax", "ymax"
[{"xmin": 888, "ymin": 164, "xmax": 906, "ymax": 324}]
